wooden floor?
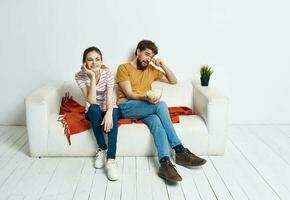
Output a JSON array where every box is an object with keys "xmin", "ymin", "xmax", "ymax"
[{"xmin": 0, "ymin": 125, "xmax": 290, "ymax": 200}]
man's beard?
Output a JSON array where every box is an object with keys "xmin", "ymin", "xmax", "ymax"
[{"xmin": 136, "ymin": 58, "xmax": 148, "ymax": 70}]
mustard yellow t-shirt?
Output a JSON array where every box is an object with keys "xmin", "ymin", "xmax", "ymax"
[{"xmin": 115, "ymin": 63, "xmax": 164, "ymax": 105}]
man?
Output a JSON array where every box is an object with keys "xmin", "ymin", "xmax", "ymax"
[{"xmin": 116, "ymin": 40, "xmax": 206, "ymax": 182}]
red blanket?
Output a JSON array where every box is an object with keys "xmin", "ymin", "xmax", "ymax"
[
  {"xmin": 58, "ymin": 93, "xmax": 193, "ymax": 145},
  {"xmin": 58, "ymin": 93, "xmax": 91, "ymax": 145}
]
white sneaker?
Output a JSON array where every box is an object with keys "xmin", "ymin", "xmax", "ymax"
[
  {"xmin": 106, "ymin": 159, "xmax": 119, "ymax": 181},
  {"xmin": 94, "ymin": 149, "xmax": 107, "ymax": 169}
]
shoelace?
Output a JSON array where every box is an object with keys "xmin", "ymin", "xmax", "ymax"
[
  {"xmin": 184, "ymin": 148, "xmax": 197, "ymax": 158},
  {"xmin": 106, "ymin": 160, "xmax": 116, "ymax": 169},
  {"xmin": 165, "ymin": 161, "xmax": 177, "ymax": 172},
  {"xmin": 96, "ymin": 151, "xmax": 105, "ymax": 159},
  {"xmin": 185, "ymin": 148, "xmax": 194, "ymax": 155}
]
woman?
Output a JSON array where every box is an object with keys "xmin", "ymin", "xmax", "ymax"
[{"xmin": 75, "ymin": 47, "xmax": 119, "ymax": 181}]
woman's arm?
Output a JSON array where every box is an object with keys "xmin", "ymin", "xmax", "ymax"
[
  {"xmin": 86, "ymin": 76, "xmax": 97, "ymax": 104},
  {"xmin": 79, "ymin": 80, "xmax": 96, "ymax": 104},
  {"xmin": 78, "ymin": 64, "xmax": 97, "ymax": 104},
  {"xmin": 106, "ymin": 87, "xmax": 114, "ymax": 113},
  {"xmin": 102, "ymin": 72, "xmax": 114, "ymax": 133}
]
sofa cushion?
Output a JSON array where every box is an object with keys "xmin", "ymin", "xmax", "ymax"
[
  {"xmin": 152, "ymin": 81, "xmax": 193, "ymax": 108},
  {"xmin": 47, "ymin": 113, "xmax": 208, "ymax": 156}
]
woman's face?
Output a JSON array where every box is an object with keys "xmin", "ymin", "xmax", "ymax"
[{"xmin": 85, "ymin": 51, "xmax": 102, "ymax": 72}]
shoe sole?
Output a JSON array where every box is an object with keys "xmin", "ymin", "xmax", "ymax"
[
  {"xmin": 108, "ymin": 177, "xmax": 119, "ymax": 181},
  {"xmin": 176, "ymin": 159, "xmax": 207, "ymax": 168},
  {"xmin": 94, "ymin": 165, "xmax": 105, "ymax": 169},
  {"xmin": 158, "ymin": 172, "xmax": 182, "ymax": 182}
]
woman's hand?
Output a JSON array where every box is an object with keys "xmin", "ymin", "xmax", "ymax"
[
  {"xmin": 101, "ymin": 110, "xmax": 113, "ymax": 133},
  {"xmin": 81, "ymin": 63, "xmax": 95, "ymax": 78}
]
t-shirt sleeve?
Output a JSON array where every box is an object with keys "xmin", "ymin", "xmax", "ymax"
[
  {"xmin": 106, "ymin": 70, "xmax": 115, "ymax": 89},
  {"xmin": 116, "ymin": 64, "xmax": 129, "ymax": 83},
  {"xmin": 154, "ymin": 68, "xmax": 165, "ymax": 81},
  {"xmin": 75, "ymin": 71, "xmax": 90, "ymax": 88}
]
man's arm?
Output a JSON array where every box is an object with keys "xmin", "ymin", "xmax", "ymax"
[
  {"xmin": 151, "ymin": 58, "xmax": 177, "ymax": 84},
  {"xmin": 119, "ymin": 81, "xmax": 158, "ymax": 104},
  {"xmin": 159, "ymin": 65, "xmax": 177, "ymax": 84},
  {"xmin": 119, "ymin": 81, "xmax": 146, "ymax": 100}
]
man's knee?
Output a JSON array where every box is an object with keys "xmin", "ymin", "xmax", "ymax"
[
  {"xmin": 145, "ymin": 114, "xmax": 162, "ymax": 128},
  {"xmin": 156, "ymin": 101, "xmax": 168, "ymax": 110}
]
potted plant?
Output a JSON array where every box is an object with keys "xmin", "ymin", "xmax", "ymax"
[{"xmin": 200, "ymin": 64, "xmax": 213, "ymax": 86}]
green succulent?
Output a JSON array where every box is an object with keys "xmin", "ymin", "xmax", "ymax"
[{"xmin": 200, "ymin": 64, "xmax": 213, "ymax": 77}]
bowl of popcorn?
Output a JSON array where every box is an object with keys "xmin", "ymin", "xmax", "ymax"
[{"xmin": 146, "ymin": 88, "xmax": 162, "ymax": 100}]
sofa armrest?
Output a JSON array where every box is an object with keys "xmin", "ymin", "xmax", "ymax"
[
  {"xmin": 192, "ymin": 80, "xmax": 229, "ymax": 155},
  {"xmin": 25, "ymin": 81, "xmax": 65, "ymax": 157}
]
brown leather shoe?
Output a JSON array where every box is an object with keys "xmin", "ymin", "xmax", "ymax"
[
  {"xmin": 158, "ymin": 160, "xmax": 182, "ymax": 182},
  {"xmin": 175, "ymin": 148, "xmax": 207, "ymax": 167}
]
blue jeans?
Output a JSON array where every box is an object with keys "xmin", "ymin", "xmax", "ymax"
[
  {"xmin": 118, "ymin": 100, "xmax": 182, "ymax": 159},
  {"xmin": 85, "ymin": 104, "xmax": 119, "ymax": 159}
]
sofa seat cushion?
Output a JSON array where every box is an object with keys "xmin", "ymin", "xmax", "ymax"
[
  {"xmin": 47, "ymin": 114, "xmax": 96, "ymax": 156},
  {"xmin": 47, "ymin": 114, "xmax": 208, "ymax": 156},
  {"xmin": 117, "ymin": 115, "xmax": 208, "ymax": 156}
]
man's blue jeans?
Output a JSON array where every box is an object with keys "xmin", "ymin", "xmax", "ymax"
[
  {"xmin": 85, "ymin": 104, "xmax": 119, "ymax": 159},
  {"xmin": 118, "ymin": 100, "xmax": 182, "ymax": 160}
]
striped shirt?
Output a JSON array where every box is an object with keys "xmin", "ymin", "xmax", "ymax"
[{"xmin": 75, "ymin": 68, "xmax": 117, "ymax": 112}]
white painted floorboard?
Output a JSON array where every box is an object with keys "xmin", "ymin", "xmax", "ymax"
[{"xmin": 0, "ymin": 125, "xmax": 289, "ymax": 200}]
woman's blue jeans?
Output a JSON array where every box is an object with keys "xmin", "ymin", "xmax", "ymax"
[{"xmin": 85, "ymin": 104, "xmax": 119, "ymax": 159}]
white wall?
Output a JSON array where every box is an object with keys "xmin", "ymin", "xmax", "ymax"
[{"xmin": 0, "ymin": 0, "xmax": 289, "ymax": 125}]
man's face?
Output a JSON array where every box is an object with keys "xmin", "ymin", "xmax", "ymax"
[{"xmin": 136, "ymin": 48, "xmax": 155, "ymax": 70}]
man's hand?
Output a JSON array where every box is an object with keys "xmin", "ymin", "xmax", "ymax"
[
  {"xmin": 151, "ymin": 58, "xmax": 166, "ymax": 68},
  {"xmin": 144, "ymin": 95, "xmax": 160, "ymax": 104},
  {"xmin": 151, "ymin": 58, "xmax": 177, "ymax": 84}
]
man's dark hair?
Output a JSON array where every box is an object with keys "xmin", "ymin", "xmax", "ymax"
[
  {"xmin": 82, "ymin": 46, "xmax": 103, "ymax": 63},
  {"xmin": 135, "ymin": 40, "xmax": 158, "ymax": 56}
]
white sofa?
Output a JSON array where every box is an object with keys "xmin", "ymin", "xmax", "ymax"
[{"xmin": 25, "ymin": 80, "xmax": 229, "ymax": 157}]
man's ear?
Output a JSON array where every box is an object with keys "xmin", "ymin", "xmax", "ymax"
[{"xmin": 136, "ymin": 49, "xmax": 141, "ymax": 56}]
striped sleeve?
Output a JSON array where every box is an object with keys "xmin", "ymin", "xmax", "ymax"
[
  {"xmin": 75, "ymin": 71, "xmax": 90, "ymax": 88},
  {"xmin": 106, "ymin": 70, "xmax": 115, "ymax": 89}
]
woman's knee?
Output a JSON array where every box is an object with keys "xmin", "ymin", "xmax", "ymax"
[
  {"xmin": 88, "ymin": 104, "xmax": 102, "ymax": 113},
  {"xmin": 86, "ymin": 104, "xmax": 102, "ymax": 121}
]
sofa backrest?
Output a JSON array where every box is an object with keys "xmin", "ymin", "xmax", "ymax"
[
  {"xmin": 62, "ymin": 80, "xmax": 194, "ymax": 109},
  {"xmin": 152, "ymin": 81, "xmax": 193, "ymax": 108}
]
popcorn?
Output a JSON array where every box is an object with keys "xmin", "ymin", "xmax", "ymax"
[{"xmin": 146, "ymin": 89, "xmax": 162, "ymax": 100}]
